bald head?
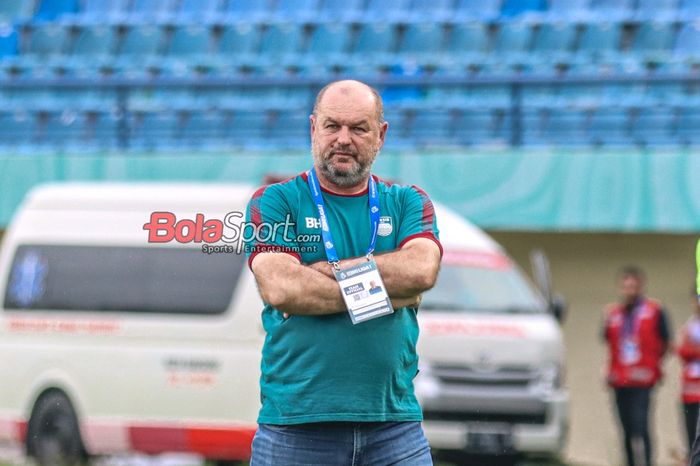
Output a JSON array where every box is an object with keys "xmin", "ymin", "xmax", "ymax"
[{"xmin": 313, "ymin": 80, "xmax": 384, "ymax": 125}]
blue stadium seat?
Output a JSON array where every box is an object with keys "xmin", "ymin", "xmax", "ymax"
[
  {"xmin": 365, "ymin": 0, "xmax": 412, "ymax": 21},
  {"xmin": 645, "ymin": 81, "xmax": 685, "ymax": 106},
  {"xmin": 129, "ymin": 0, "xmax": 176, "ymax": 20},
  {"xmin": 317, "ymin": 0, "xmax": 364, "ymax": 20},
  {"xmin": 35, "ymin": 0, "xmax": 78, "ymax": 20},
  {"xmin": 353, "ymin": 22, "xmax": 397, "ymax": 65},
  {"xmin": 398, "ymin": 22, "xmax": 445, "ymax": 58},
  {"xmin": 630, "ymin": 21, "xmax": 675, "ymax": 61},
  {"xmin": 25, "ymin": 23, "xmax": 69, "ymax": 57},
  {"xmin": 179, "ymin": 111, "xmax": 225, "ymax": 149},
  {"xmin": 87, "ymin": 111, "xmax": 120, "ymax": 150},
  {"xmin": 269, "ymin": 108, "xmax": 308, "ymax": 148},
  {"xmin": 177, "ymin": 0, "xmax": 221, "ymax": 20},
  {"xmin": 446, "ymin": 22, "xmax": 489, "ymax": 63},
  {"xmin": 636, "ymin": 0, "xmax": 678, "ymax": 19},
  {"xmin": 631, "ymin": 107, "xmax": 677, "ymax": 146},
  {"xmin": 532, "ymin": 21, "xmax": 577, "ymax": 56},
  {"xmin": 407, "ymin": 107, "xmax": 456, "ymax": 146},
  {"xmin": 680, "ymin": 0, "xmax": 700, "ymax": 16},
  {"xmin": 676, "ymin": 106, "xmax": 700, "ymax": 145},
  {"xmin": 0, "ymin": 25, "xmax": 18, "ymax": 58},
  {"xmin": 379, "ymin": 65, "xmax": 424, "ymax": 104},
  {"xmin": 81, "ymin": 0, "xmax": 127, "ymax": 19},
  {"xmin": 457, "ymin": 84, "xmax": 511, "ymax": 109},
  {"xmin": 168, "ymin": 24, "xmax": 212, "ymax": 56},
  {"xmin": 227, "ymin": 109, "xmax": 269, "ymax": 147},
  {"xmin": 547, "ymin": 0, "xmax": 590, "ymax": 19},
  {"xmin": 455, "ymin": 109, "xmax": 495, "ymax": 146},
  {"xmin": 494, "ymin": 20, "xmax": 534, "ymax": 61},
  {"xmin": 225, "ymin": 0, "xmax": 271, "ymax": 20},
  {"xmin": 117, "ymin": 25, "xmax": 163, "ymax": 62},
  {"xmin": 218, "ymin": 23, "xmax": 260, "ymax": 62},
  {"xmin": 674, "ymin": 22, "xmax": 700, "ymax": 59},
  {"xmin": 544, "ymin": 108, "xmax": 588, "ymax": 146},
  {"xmin": 409, "ymin": 0, "xmax": 454, "ymax": 20},
  {"xmin": 71, "ymin": 25, "xmax": 116, "ymax": 60},
  {"xmin": 306, "ymin": 22, "xmax": 351, "ymax": 64},
  {"xmin": 0, "ymin": 0, "xmax": 35, "ymax": 21},
  {"xmin": 521, "ymin": 109, "xmax": 547, "ymax": 146},
  {"xmin": 587, "ymin": 107, "xmax": 631, "ymax": 146},
  {"xmin": 38, "ymin": 110, "xmax": 87, "ymax": 150},
  {"xmin": 454, "ymin": 0, "xmax": 501, "ymax": 20},
  {"xmin": 129, "ymin": 111, "xmax": 180, "ymax": 150},
  {"xmin": 492, "ymin": 109, "xmax": 515, "ymax": 144},
  {"xmin": 577, "ymin": 21, "xmax": 622, "ymax": 61},
  {"xmin": 272, "ymin": 0, "xmax": 319, "ymax": 20},
  {"xmin": 259, "ymin": 22, "xmax": 304, "ymax": 63},
  {"xmin": 501, "ymin": 0, "xmax": 546, "ymax": 18},
  {"xmin": 588, "ymin": 0, "xmax": 633, "ymax": 19},
  {"xmin": 0, "ymin": 111, "xmax": 36, "ymax": 149},
  {"xmin": 382, "ymin": 106, "xmax": 411, "ymax": 149}
]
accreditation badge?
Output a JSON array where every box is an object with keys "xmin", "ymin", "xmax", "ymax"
[
  {"xmin": 689, "ymin": 362, "xmax": 700, "ymax": 379},
  {"xmin": 334, "ymin": 259, "xmax": 394, "ymax": 325},
  {"xmin": 620, "ymin": 338, "xmax": 641, "ymax": 365}
]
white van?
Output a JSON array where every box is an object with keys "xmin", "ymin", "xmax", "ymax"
[{"xmin": 0, "ymin": 182, "xmax": 568, "ymax": 465}]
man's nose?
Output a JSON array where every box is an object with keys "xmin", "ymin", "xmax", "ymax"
[{"xmin": 336, "ymin": 126, "xmax": 352, "ymax": 145}]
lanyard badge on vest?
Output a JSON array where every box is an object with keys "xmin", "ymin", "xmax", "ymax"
[
  {"xmin": 620, "ymin": 303, "xmax": 643, "ymax": 366},
  {"xmin": 307, "ymin": 168, "xmax": 394, "ymax": 325}
]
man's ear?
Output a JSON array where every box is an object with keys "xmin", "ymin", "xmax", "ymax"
[
  {"xmin": 378, "ymin": 121, "xmax": 389, "ymax": 148},
  {"xmin": 309, "ymin": 114, "xmax": 316, "ymax": 141}
]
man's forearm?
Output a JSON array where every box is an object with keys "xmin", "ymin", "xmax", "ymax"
[
  {"xmin": 308, "ymin": 240, "xmax": 440, "ymax": 299},
  {"xmin": 253, "ymin": 255, "xmax": 346, "ymax": 316}
]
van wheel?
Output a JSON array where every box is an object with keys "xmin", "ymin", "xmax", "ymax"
[{"xmin": 27, "ymin": 391, "xmax": 87, "ymax": 466}]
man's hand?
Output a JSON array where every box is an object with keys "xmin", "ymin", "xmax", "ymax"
[{"xmin": 392, "ymin": 294, "xmax": 422, "ymax": 309}]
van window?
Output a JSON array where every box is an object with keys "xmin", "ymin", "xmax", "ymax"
[
  {"xmin": 421, "ymin": 265, "xmax": 545, "ymax": 314},
  {"xmin": 3, "ymin": 245, "xmax": 245, "ymax": 315}
]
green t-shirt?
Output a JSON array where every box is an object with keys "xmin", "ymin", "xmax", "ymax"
[{"xmin": 245, "ymin": 172, "xmax": 441, "ymax": 425}]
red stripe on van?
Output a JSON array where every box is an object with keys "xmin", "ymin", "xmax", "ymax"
[
  {"xmin": 129, "ymin": 425, "xmax": 256, "ymax": 460},
  {"xmin": 15, "ymin": 420, "xmax": 27, "ymax": 443},
  {"xmin": 129, "ymin": 426, "xmax": 188, "ymax": 453}
]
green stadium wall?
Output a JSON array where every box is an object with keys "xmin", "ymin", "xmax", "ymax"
[{"xmin": 1, "ymin": 149, "xmax": 699, "ymax": 232}]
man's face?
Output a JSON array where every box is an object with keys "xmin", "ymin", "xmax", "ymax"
[
  {"xmin": 619, "ymin": 275, "xmax": 643, "ymax": 304},
  {"xmin": 310, "ymin": 87, "xmax": 388, "ymax": 188}
]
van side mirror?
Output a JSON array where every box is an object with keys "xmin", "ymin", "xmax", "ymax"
[
  {"xmin": 529, "ymin": 249, "xmax": 567, "ymax": 323},
  {"xmin": 550, "ymin": 293, "xmax": 567, "ymax": 323}
]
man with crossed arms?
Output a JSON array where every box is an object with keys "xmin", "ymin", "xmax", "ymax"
[{"xmin": 245, "ymin": 80, "xmax": 442, "ymax": 465}]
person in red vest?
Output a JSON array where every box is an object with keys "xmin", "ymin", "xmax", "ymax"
[
  {"xmin": 603, "ymin": 266, "xmax": 671, "ymax": 466},
  {"xmin": 679, "ymin": 285, "xmax": 700, "ymax": 458}
]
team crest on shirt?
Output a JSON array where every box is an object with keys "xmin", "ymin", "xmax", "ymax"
[{"xmin": 378, "ymin": 216, "xmax": 393, "ymax": 236}]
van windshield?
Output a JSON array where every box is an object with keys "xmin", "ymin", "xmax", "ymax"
[{"xmin": 421, "ymin": 264, "xmax": 545, "ymax": 314}]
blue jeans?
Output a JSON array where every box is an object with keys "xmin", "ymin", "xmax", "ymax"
[{"xmin": 250, "ymin": 421, "xmax": 433, "ymax": 466}]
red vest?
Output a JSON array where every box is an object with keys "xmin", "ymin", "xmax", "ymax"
[
  {"xmin": 605, "ymin": 298, "xmax": 664, "ymax": 388},
  {"xmin": 678, "ymin": 316, "xmax": 700, "ymax": 403}
]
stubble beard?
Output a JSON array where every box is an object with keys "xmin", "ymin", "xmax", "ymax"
[{"xmin": 312, "ymin": 143, "xmax": 379, "ymax": 188}]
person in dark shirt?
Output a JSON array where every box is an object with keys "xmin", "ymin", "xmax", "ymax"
[{"xmin": 602, "ymin": 266, "xmax": 671, "ymax": 466}]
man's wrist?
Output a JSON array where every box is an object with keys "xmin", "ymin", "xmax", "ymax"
[{"xmin": 308, "ymin": 260, "xmax": 335, "ymax": 278}]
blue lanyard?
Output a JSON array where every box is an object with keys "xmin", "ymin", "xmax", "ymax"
[
  {"xmin": 307, "ymin": 167, "xmax": 380, "ymax": 266},
  {"xmin": 622, "ymin": 300, "xmax": 643, "ymax": 338}
]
